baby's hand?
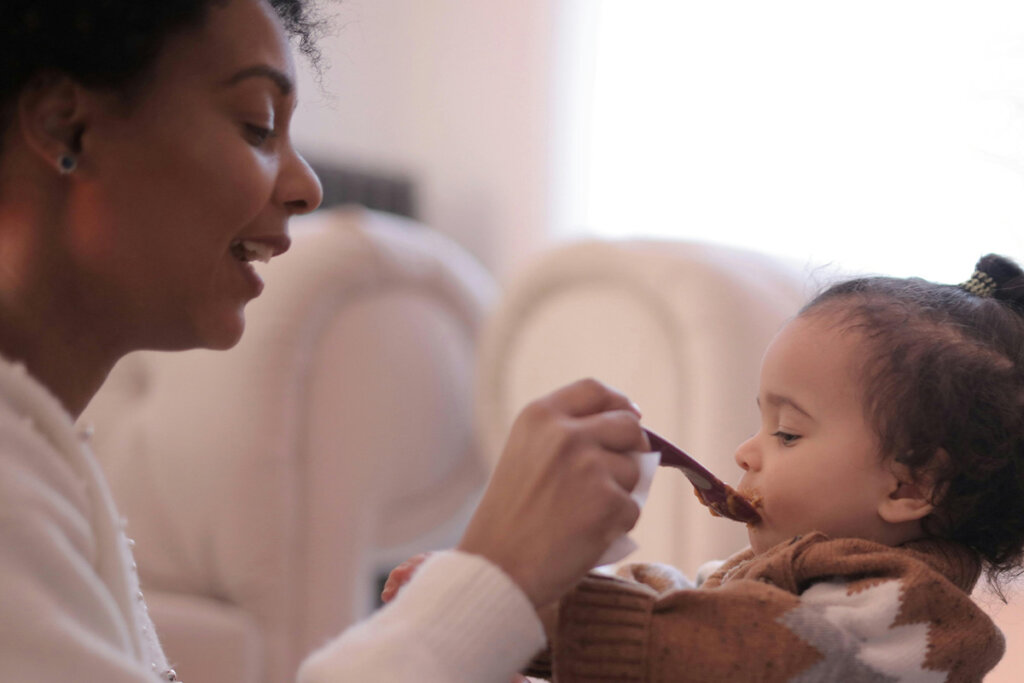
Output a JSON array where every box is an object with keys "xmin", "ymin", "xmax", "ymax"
[{"xmin": 380, "ymin": 553, "xmax": 432, "ymax": 603}]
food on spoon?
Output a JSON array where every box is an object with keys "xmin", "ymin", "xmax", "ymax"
[
  {"xmin": 700, "ymin": 485, "xmax": 765, "ymax": 524},
  {"xmin": 644, "ymin": 428, "xmax": 762, "ymax": 524},
  {"xmin": 694, "ymin": 482, "xmax": 761, "ymax": 522}
]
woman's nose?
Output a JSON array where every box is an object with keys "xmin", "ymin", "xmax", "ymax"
[
  {"xmin": 277, "ymin": 148, "xmax": 324, "ymax": 216},
  {"xmin": 734, "ymin": 436, "xmax": 760, "ymax": 472}
]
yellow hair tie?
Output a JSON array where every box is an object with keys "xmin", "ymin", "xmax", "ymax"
[{"xmin": 960, "ymin": 270, "xmax": 998, "ymax": 298}]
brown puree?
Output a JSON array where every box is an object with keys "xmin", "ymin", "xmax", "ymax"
[{"xmin": 692, "ymin": 484, "xmax": 763, "ymax": 523}]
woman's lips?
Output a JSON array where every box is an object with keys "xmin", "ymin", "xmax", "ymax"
[
  {"xmin": 236, "ymin": 259, "xmax": 264, "ymax": 297},
  {"xmin": 231, "ymin": 239, "xmax": 273, "ymax": 263}
]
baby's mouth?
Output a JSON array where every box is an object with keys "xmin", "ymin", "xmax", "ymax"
[
  {"xmin": 739, "ymin": 488, "xmax": 764, "ymax": 526},
  {"xmin": 230, "ymin": 239, "xmax": 274, "ymax": 264}
]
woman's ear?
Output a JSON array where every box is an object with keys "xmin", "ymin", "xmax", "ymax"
[
  {"xmin": 16, "ymin": 73, "xmax": 88, "ymax": 173},
  {"xmin": 877, "ymin": 455, "xmax": 942, "ymax": 524}
]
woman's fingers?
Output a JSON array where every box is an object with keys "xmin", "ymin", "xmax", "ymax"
[
  {"xmin": 574, "ymin": 409, "xmax": 650, "ymax": 491},
  {"xmin": 541, "ymin": 377, "xmax": 642, "ymax": 419},
  {"xmin": 458, "ymin": 379, "xmax": 648, "ymax": 608}
]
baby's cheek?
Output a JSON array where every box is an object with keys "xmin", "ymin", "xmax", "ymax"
[{"xmin": 757, "ymin": 489, "xmax": 805, "ymax": 534}]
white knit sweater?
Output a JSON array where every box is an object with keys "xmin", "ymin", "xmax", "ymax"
[
  {"xmin": 0, "ymin": 356, "xmax": 544, "ymax": 682},
  {"xmin": 0, "ymin": 357, "xmax": 171, "ymax": 680}
]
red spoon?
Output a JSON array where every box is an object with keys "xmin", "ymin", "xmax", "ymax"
[{"xmin": 644, "ymin": 428, "xmax": 762, "ymax": 524}]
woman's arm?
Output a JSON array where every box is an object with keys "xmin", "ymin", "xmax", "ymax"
[
  {"xmin": 299, "ymin": 551, "xmax": 544, "ymax": 682},
  {"xmin": 300, "ymin": 379, "xmax": 649, "ymax": 682}
]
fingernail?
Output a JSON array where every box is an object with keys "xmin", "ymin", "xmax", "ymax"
[{"xmin": 630, "ymin": 401, "xmax": 643, "ymax": 416}]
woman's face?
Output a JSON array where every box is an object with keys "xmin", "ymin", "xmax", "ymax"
[{"xmin": 71, "ymin": 0, "xmax": 322, "ymax": 351}]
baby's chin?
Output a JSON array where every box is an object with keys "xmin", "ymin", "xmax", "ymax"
[
  {"xmin": 745, "ymin": 517, "xmax": 791, "ymax": 555},
  {"xmin": 747, "ymin": 528, "xmax": 785, "ymax": 555},
  {"xmin": 748, "ymin": 534, "xmax": 770, "ymax": 555}
]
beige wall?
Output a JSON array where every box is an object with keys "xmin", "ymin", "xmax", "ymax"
[{"xmin": 292, "ymin": 0, "xmax": 556, "ymax": 278}]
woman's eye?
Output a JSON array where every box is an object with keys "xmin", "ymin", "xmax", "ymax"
[
  {"xmin": 772, "ymin": 431, "xmax": 800, "ymax": 446},
  {"xmin": 243, "ymin": 123, "xmax": 274, "ymax": 146}
]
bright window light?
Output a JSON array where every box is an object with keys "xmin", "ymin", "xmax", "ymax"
[{"xmin": 553, "ymin": 0, "xmax": 1024, "ymax": 282}]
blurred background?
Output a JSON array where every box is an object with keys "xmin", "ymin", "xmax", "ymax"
[{"xmin": 293, "ymin": 0, "xmax": 1024, "ymax": 283}]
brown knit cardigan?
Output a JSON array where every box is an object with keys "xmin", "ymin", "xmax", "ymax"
[{"xmin": 528, "ymin": 533, "xmax": 1004, "ymax": 682}]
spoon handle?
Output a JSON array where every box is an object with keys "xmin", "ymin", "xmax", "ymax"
[{"xmin": 644, "ymin": 428, "xmax": 761, "ymax": 524}]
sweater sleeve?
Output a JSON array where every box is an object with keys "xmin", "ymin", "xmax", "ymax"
[
  {"xmin": 546, "ymin": 539, "xmax": 1004, "ymax": 682},
  {"xmin": 298, "ymin": 550, "xmax": 546, "ymax": 683},
  {"xmin": 548, "ymin": 571, "xmax": 816, "ymax": 681}
]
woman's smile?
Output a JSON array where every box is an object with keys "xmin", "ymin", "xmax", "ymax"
[{"xmin": 64, "ymin": 0, "xmax": 321, "ymax": 352}]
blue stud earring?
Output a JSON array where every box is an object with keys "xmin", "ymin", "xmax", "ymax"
[{"xmin": 58, "ymin": 154, "xmax": 77, "ymax": 174}]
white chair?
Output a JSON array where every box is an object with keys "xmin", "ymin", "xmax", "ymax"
[
  {"xmin": 476, "ymin": 238, "xmax": 810, "ymax": 576},
  {"xmin": 81, "ymin": 206, "xmax": 497, "ymax": 683}
]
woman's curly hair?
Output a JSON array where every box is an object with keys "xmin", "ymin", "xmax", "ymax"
[
  {"xmin": 802, "ymin": 254, "xmax": 1024, "ymax": 594},
  {"xmin": 0, "ymin": 1, "xmax": 326, "ymax": 137}
]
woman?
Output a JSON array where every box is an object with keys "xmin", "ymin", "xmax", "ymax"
[{"xmin": 0, "ymin": 1, "xmax": 646, "ymax": 680}]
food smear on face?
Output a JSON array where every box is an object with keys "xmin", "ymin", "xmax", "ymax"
[{"xmin": 692, "ymin": 482, "xmax": 762, "ymax": 524}]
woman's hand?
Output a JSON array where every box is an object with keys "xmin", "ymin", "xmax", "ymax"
[{"xmin": 458, "ymin": 378, "xmax": 648, "ymax": 608}]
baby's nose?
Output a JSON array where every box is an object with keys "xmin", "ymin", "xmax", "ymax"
[{"xmin": 734, "ymin": 436, "xmax": 758, "ymax": 471}]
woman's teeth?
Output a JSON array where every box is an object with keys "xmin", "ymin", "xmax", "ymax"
[{"xmin": 230, "ymin": 240, "xmax": 273, "ymax": 263}]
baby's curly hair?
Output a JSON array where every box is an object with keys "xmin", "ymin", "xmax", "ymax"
[
  {"xmin": 0, "ymin": 0, "xmax": 326, "ymax": 137},
  {"xmin": 802, "ymin": 254, "xmax": 1024, "ymax": 593}
]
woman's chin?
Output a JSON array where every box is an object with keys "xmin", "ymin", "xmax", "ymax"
[
  {"xmin": 206, "ymin": 318, "xmax": 246, "ymax": 350},
  {"xmin": 190, "ymin": 309, "xmax": 247, "ymax": 351}
]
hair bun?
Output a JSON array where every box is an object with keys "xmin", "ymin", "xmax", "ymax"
[{"xmin": 973, "ymin": 254, "xmax": 1024, "ymax": 307}]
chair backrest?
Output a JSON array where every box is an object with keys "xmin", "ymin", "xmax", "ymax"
[
  {"xmin": 83, "ymin": 206, "xmax": 497, "ymax": 682},
  {"xmin": 476, "ymin": 238, "xmax": 810, "ymax": 576}
]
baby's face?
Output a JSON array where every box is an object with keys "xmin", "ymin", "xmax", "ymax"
[{"xmin": 736, "ymin": 312, "xmax": 898, "ymax": 554}]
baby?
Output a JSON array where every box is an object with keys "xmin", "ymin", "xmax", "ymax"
[{"xmin": 388, "ymin": 254, "xmax": 1024, "ymax": 682}]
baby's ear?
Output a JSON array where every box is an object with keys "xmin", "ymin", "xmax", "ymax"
[{"xmin": 877, "ymin": 454, "xmax": 943, "ymax": 524}]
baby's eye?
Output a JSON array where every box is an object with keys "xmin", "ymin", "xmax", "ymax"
[{"xmin": 772, "ymin": 431, "xmax": 800, "ymax": 446}]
